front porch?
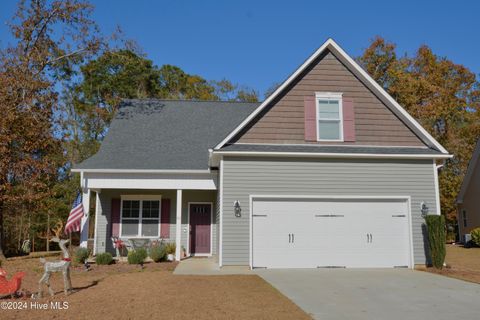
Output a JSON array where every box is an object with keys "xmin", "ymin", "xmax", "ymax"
[
  {"xmin": 91, "ymin": 189, "xmax": 218, "ymax": 261},
  {"xmin": 76, "ymin": 168, "xmax": 220, "ymax": 262}
]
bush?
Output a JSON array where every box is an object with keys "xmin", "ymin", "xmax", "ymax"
[
  {"xmin": 471, "ymin": 228, "xmax": 480, "ymax": 247},
  {"xmin": 96, "ymin": 252, "xmax": 113, "ymax": 265},
  {"xmin": 425, "ymin": 215, "xmax": 446, "ymax": 269},
  {"xmin": 74, "ymin": 247, "xmax": 90, "ymax": 264},
  {"xmin": 165, "ymin": 242, "xmax": 176, "ymax": 255},
  {"xmin": 128, "ymin": 248, "xmax": 148, "ymax": 265},
  {"xmin": 150, "ymin": 244, "xmax": 166, "ymax": 262}
]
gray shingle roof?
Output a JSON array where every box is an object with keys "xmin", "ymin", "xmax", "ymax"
[
  {"xmin": 75, "ymin": 99, "xmax": 260, "ymax": 170},
  {"xmin": 219, "ymin": 144, "xmax": 444, "ymax": 155}
]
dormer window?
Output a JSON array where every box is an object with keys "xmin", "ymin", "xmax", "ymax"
[{"xmin": 316, "ymin": 93, "xmax": 343, "ymax": 141}]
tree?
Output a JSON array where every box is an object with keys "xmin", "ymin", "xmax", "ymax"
[
  {"xmin": 357, "ymin": 36, "xmax": 480, "ymax": 228},
  {"xmin": 264, "ymin": 82, "xmax": 282, "ymax": 99},
  {"xmin": 158, "ymin": 65, "xmax": 217, "ymax": 100},
  {"xmin": 212, "ymin": 79, "xmax": 259, "ymax": 102},
  {"xmin": 67, "ymin": 56, "xmax": 260, "ymax": 165},
  {"xmin": 0, "ymin": 0, "xmax": 101, "ymax": 259},
  {"xmin": 64, "ymin": 49, "xmax": 162, "ymax": 162}
]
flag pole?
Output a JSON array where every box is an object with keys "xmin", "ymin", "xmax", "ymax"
[
  {"xmin": 46, "ymin": 212, "xmax": 50, "ymax": 252},
  {"xmin": 69, "ymin": 231, "xmax": 72, "ymax": 258}
]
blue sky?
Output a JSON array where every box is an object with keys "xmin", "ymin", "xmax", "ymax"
[{"xmin": 1, "ymin": 0, "xmax": 479, "ymax": 96}]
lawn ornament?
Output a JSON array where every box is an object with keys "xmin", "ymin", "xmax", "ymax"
[
  {"xmin": 38, "ymin": 237, "xmax": 72, "ymax": 298},
  {"xmin": 37, "ymin": 237, "xmax": 72, "ymax": 297},
  {"xmin": 0, "ymin": 268, "xmax": 26, "ymax": 298},
  {"xmin": 21, "ymin": 239, "xmax": 31, "ymax": 254},
  {"xmin": 113, "ymin": 236, "xmax": 124, "ymax": 258}
]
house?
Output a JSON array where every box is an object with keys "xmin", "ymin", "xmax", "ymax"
[
  {"xmin": 73, "ymin": 39, "xmax": 451, "ymax": 269},
  {"xmin": 456, "ymin": 138, "xmax": 480, "ymax": 242}
]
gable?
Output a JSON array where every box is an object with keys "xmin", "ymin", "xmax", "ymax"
[
  {"xmin": 230, "ymin": 50, "xmax": 425, "ymax": 147},
  {"xmin": 464, "ymin": 157, "xmax": 480, "ymax": 203},
  {"xmin": 458, "ymin": 138, "xmax": 480, "ymax": 203}
]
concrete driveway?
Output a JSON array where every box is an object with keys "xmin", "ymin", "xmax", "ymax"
[{"xmin": 255, "ymin": 269, "xmax": 479, "ymax": 320}]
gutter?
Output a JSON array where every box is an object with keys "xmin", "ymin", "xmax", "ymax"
[
  {"xmin": 211, "ymin": 150, "xmax": 453, "ymax": 160},
  {"xmin": 71, "ymin": 168, "xmax": 214, "ymax": 174}
]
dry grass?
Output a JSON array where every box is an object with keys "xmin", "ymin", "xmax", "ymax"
[
  {"xmin": 1, "ymin": 255, "xmax": 310, "ymax": 320},
  {"xmin": 424, "ymin": 244, "xmax": 480, "ymax": 284}
]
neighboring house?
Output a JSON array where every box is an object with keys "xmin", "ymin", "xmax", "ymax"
[
  {"xmin": 457, "ymin": 138, "xmax": 480, "ymax": 242},
  {"xmin": 73, "ymin": 39, "xmax": 451, "ymax": 269}
]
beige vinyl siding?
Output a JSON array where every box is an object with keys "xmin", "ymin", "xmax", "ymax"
[
  {"xmin": 95, "ymin": 189, "xmax": 217, "ymax": 256},
  {"xmin": 221, "ymin": 157, "xmax": 436, "ymax": 266},
  {"xmin": 458, "ymin": 161, "xmax": 480, "ymax": 236},
  {"xmin": 234, "ymin": 50, "xmax": 425, "ymax": 146}
]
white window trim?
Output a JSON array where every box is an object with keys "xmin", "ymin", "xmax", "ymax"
[
  {"xmin": 119, "ymin": 195, "xmax": 162, "ymax": 238},
  {"xmin": 315, "ymin": 92, "xmax": 344, "ymax": 142}
]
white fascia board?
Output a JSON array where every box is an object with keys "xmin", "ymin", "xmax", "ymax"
[
  {"xmin": 71, "ymin": 168, "xmax": 212, "ymax": 174},
  {"xmin": 83, "ymin": 171, "xmax": 217, "ymax": 190},
  {"xmin": 85, "ymin": 177, "xmax": 217, "ymax": 190},
  {"xmin": 213, "ymin": 150, "xmax": 453, "ymax": 160},
  {"xmin": 213, "ymin": 38, "xmax": 449, "ymax": 155}
]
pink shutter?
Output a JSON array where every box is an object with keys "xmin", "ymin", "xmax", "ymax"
[
  {"xmin": 304, "ymin": 96, "xmax": 317, "ymax": 141},
  {"xmin": 342, "ymin": 98, "xmax": 355, "ymax": 142},
  {"xmin": 111, "ymin": 198, "xmax": 120, "ymax": 237},
  {"xmin": 160, "ymin": 199, "xmax": 171, "ymax": 239}
]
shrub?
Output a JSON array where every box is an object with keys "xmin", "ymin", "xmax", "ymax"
[
  {"xmin": 96, "ymin": 252, "xmax": 113, "ymax": 265},
  {"xmin": 165, "ymin": 242, "xmax": 176, "ymax": 255},
  {"xmin": 74, "ymin": 247, "xmax": 90, "ymax": 264},
  {"xmin": 137, "ymin": 248, "xmax": 148, "ymax": 260},
  {"xmin": 128, "ymin": 248, "xmax": 148, "ymax": 265},
  {"xmin": 425, "ymin": 215, "xmax": 446, "ymax": 269},
  {"xmin": 150, "ymin": 244, "xmax": 166, "ymax": 262},
  {"xmin": 471, "ymin": 228, "xmax": 480, "ymax": 247}
]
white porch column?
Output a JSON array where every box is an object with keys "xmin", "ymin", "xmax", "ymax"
[
  {"xmin": 92, "ymin": 191, "xmax": 101, "ymax": 255},
  {"xmin": 79, "ymin": 187, "xmax": 90, "ymax": 248},
  {"xmin": 175, "ymin": 189, "xmax": 182, "ymax": 261}
]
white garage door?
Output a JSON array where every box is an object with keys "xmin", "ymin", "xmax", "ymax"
[{"xmin": 252, "ymin": 198, "xmax": 411, "ymax": 269}]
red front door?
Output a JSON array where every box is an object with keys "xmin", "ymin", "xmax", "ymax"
[{"xmin": 189, "ymin": 204, "xmax": 211, "ymax": 255}]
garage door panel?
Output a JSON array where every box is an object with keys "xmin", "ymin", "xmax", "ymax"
[{"xmin": 252, "ymin": 198, "xmax": 411, "ymax": 269}]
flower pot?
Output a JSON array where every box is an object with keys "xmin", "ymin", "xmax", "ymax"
[{"xmin": 167, "ymin": 254, "xmax": 175, "ymax": 261}]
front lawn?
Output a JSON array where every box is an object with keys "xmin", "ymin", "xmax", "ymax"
[
  {"xmin": 1, "ymin": 255, "xmax": 310, "ymax": 320},
  {"xmin": 425, "ymin": 244, "xmax": 480, "ymax": 284}
]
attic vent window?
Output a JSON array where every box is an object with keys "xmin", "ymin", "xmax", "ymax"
[{"xmin": 316, "ymin": 92, "xmax": 343, "ymax": 141}]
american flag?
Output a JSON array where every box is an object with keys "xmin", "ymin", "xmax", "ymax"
[{"xmin": 65, "ymin": 192, "xmax": 85, "ymax": 234}]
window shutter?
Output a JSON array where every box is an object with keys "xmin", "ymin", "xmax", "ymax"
[
  {"xmin": 111, "ymin": 198, "xmax": 120, "ymax": 237},
  {"xmin": 342, "ymin": 98, "xmax": 355, "ymax": 142},
  {"xmin": 160, "ymin": 198, "xmax": 171, "ymax": 239},
  {"xmin": 304, "ymin": 96, "xmax": 317, "ymax": 141}
]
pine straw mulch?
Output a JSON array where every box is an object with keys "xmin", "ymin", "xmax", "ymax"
[{"xmin": 420, "ymin": 244, "xmax": 480, "ymax": 284}]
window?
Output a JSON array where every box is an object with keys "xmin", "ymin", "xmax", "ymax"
[
  {"xmin": 462, "ymin": 210, "xmax": 467, "ymax": 228},
  {"xmin": 316, "ymin": 93, "xmax": 343, "ymax": 141},
  {"xmin": 120, "ymin": 197, "xmax": 161, "ymax": 237}
]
